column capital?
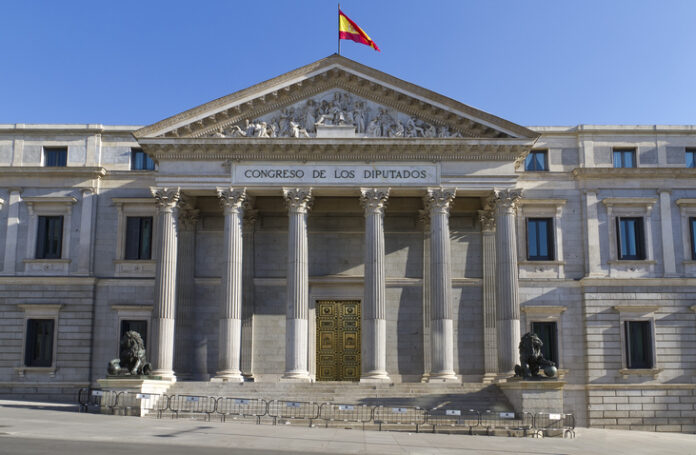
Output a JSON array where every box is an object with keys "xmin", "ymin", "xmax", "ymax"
[
  {"xmin": 360, "ymin": 188, "xmax": 390, "ymax": 215},
  {"xmin": 424, "ymin": 188, "xmax": 455, "ymax": 214},
  {"xmin": 283, "ymin": 187, "xmax": 313, "ymax": 213},
  {"xmin": 492, "ymin": 188, "xmax": 523, "ymax": 213},
  {"xmin": 0, "ymin": 198, "xmax": 4, "ymax": 210},
  {"xmin": 243, "ymin": 197, "xmax": 258, "ymax": 227},
  {"xmin": 217, "ymin": 187, "xmax": 247, "ymax": 213},
  {"xmin": 150, "ymin": 187, "xmax": 180, "ymax": 211},
  {"xmin": 478, "ymin": 209, "xmax": 496, "ymax": 232}
]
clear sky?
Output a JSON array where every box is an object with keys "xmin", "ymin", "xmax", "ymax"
[{"xmin": 2, "ymin": 0, "xmax": 695, "ymax": 127}]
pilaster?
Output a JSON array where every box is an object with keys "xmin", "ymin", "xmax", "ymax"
[
  {"xmin": 76, "ymin": 188, "xmax": 96, "ymax": 275},
  {"xmin": 659, "ymin": 190, "xmax": 678, "ymax": 277},
  {"xmin": 359, "ymin": 188, "xmax": 391, "ymax": 383},
  {"xmin": 2, "ymin": 189, "xmax": 21, "ymax": 275}
]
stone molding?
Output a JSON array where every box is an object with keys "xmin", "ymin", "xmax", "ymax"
[
  {"xmin": 283, "ymin": 188, "xmax": 314, "ymax": 213},
  {"xmin": 521, "ymin": 305, "xmax": 567, "ymax": 315},
  {"xmin": 573, "ymin": 167, "xmax": 696, "ymax": 180},
  {"xmin": 478, "ymin": 209, "xmax": 495, "ymax": 231}
]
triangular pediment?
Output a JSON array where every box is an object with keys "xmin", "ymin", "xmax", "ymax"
[{"xmin": 134, "ymin": 55, "xmax": 538, "ymax": 141}]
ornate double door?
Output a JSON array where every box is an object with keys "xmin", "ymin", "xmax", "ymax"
[{"xmin": 316, "ymin": 300, "xmax": 361, "ymax": 381}]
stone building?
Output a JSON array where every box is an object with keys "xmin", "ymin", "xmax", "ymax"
[{"xmin": 1, "ymin": 55, "xmax": 695, "ymax": 432}]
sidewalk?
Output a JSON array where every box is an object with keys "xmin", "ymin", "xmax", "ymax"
[{"xmin": 0, "ymin": 400, "xmax": 694, "ymax": 455}]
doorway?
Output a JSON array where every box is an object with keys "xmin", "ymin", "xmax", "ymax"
[{"xmin": 316, "ymin": 300, "xmax": 361, "ymax": 381}]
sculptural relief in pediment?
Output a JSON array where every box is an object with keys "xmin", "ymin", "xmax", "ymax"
[{"xmin": 206, "ymin": 89, "xmax": 463, "ymax": 139}]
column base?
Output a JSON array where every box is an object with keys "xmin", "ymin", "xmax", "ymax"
[
  {"xmin": 150, "ymin": 370, "xmax": 177, "ymax": 382},
  {"xmin": 481, "ymin": 373, "xmax": 498, "ymax": 384},
  {"xmin": 360, "ymin": 371, "xmax": 391, "ymax": 383},
  {"xmin": 211, "ymin": 371, "xmax": 244, "ymax": 383},
  {"xmin": 281, "ymin": 371, "xmax": 311, "ymax": 382},
  {"xmin": 427, "ymin": 372, "xmax": 459, "ymax": 383}
]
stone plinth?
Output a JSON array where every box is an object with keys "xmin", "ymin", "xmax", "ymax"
[
  {"xmin": 497, "ymin": 379, "xmax": 565, "ymax": 414},
  {"xmin": 315, "ymin": 124, "xmax": 356, "ymax": 138},
  {"xmin": 97, "ymin": 377, "xmax": 175, "ymax": 416}
]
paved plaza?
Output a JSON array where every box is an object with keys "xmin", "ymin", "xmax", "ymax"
[{"xmin": 0, "ymin": 400, "xmax": 694, "ymax": 455}]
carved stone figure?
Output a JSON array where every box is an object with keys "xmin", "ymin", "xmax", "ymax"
[
  {"xmin": 289, "ymin": 121, "xmax": 310, "ymax": 138},
  {"xmin": 352, "ymin": 101, "xmax": 367, "ymax": 133},
  {"xmin": 366, "ymin": 118, "xmax": 380, "ymax": 137},
  {"xmin": 514, "ymin": 332, "xmax": 557, "ymax": 379},
  {"xmin": 388, "ymin": 121, "xmax": 405, "ymax": 138},
  {"xmin": 107, "ymin": 330, "xmax": 152, "ymax": 376},
  {"xmin": 404, "ymin": 118, "xmax": 424, "ymax": 137}
]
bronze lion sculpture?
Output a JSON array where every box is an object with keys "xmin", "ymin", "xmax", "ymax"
[
  {"xmin": 107, "ymin": 330, "xmax": 152, "ymax": 376},
  {"xmin": 514, "ymin": 332, "xmax": 556, "ymax": 379}
]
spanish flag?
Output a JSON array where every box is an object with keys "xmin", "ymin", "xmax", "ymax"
[{"xmin": 339, "ymin": 9, "xmax": 380, "ymax": 52}]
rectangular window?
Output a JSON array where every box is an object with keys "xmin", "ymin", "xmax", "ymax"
[
  {"xmin": 527, "ymin": 218, "xmax": 554, "ymax": 260},
  {"xmin": 687, "ymin": 148, "xmax": 696, "ymax": 168},
  {"xmin": 43, "ymin": 147, "xmax": 67, "ymax": 167},
  {"xmin": 525, "ymin": 150, "xmax": 548, "ymax": 171},
  {"xmin": 120, "ymin": 320, "xmax": 147, "ymax": 348},
  {"xmin": 25, "ymin": 319, "xmax": 55, "ymax": 367},
  {"xmin": 35, "ymin": 216, "xmax": 63, "ymax": 259},
  {"xmin": 124, "ymin": 216, "xmax": 153, "ymax": 260},
  {"xmin": 690, "ymin": 217, "xmax": 696, "ymax": 260},
  {"xmin": 616, "ymin": 217, "xmax": 645, "ymax": 260},
  {"xmin": 131, "ymin": 148, "xmax": 155, "ymax": 171},
  {"xmin": 624, "ymin": 321, "xmax": 653, "ymax": 369},
  {"xmin": 531, "ymin": 321, "xmax": 558, "ymax": 365},
  {"xmin": 613, "ymin": 148, "xmax": 636, "ymax": 168}
]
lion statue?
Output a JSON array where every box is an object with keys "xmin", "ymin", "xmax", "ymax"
[
  {"xmin": 107, "ymin": 330, "xmax": 152, "ymax": 376},
  {"xmin": 514, "ymin": 332, "xmax": 556, "ymax": 379}
]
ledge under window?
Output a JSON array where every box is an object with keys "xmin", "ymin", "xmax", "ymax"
[
  {"xmin": 15, "ymin": 366, "xmax": 57, "ymax": 378},
  {"xmin": 23, "ymin": 259, "xmax": 70, "ymax": 275},
  {"xmin": 113, "ymin": 260, "xmax": 156, "ymax": 277},
  {"xmin": 618, "ymin": 368, "xmax": 662, "ymax": 380}
]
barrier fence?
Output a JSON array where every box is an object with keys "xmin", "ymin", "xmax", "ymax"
[{"xmin": 76, "ymin": 388, "xmax": 575, "ymax": 438}]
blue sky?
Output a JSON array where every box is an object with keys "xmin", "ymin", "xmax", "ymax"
[{"xmin": 2, "ymin": 1, "xmax": 695, "ymax": 126}]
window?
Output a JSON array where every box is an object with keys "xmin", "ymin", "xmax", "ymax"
[
  {"xmin": 687, "ymin": 148, "xmax": 696, "ymax": 168},
  {"xmin": 131, "ymin": 148, "xmax": 155, "ymax": 170},
  {"xmin": 525, "ymin": 150, "xmax": 548, "ymax": 171},
  {"xmin": 527, "ymin": 218, "xmax": 554, "ymax": 260},
  {"xmin": 35, "ymin": 216, "xmax": 63, "ymax": 259},
  {"xmin": 24, "ymin": 319, "xmax": 55, "ymax": 367},
  {"xmin": 531, "ymin": 321, "xmax": 558, "ymax": 365},
  {"xmin": 124, "ymin": 216, "xmax": 153, "ymax": 260},
  {"xmin": 613, "ymin": 148, "xmax": 636, "ymax": 168},
  {"xmin": 691, "ymin": 217, "xmax": 696, "ymax": 260},
  {"xmin": 120, "ymin": 320, "xmax": 147, "ymax": 348},
  {"xmin": 43, "ymin": 147, "xmax": 67, "ymax": 167},
  {"xmin": 616, "ymin": 217, "xmax": 645, "ymax": 260},
  {"xmin": 624, "ymin": 321, "xmax": 653, "ymax": 369}
]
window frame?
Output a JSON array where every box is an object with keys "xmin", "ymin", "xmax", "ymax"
[
  {"xmin": 22, "ymin": 197, "xmax": 77, "ymax": 275},
  {"xmin": 624, "ymin": 320, "xmax": 654, "ymax": 369},
  {"xmin": 42, "ymin": 146, "xmax": 68, "ymax": 167},
  {"xmin": 124, "ymin": 216, "xmax": 153, "ymax": 260},
  {"xmin": 613, "ymin": 147, "xmax": 637, "ymax": 169},
  {"xmin": 516, "ymin": 199, "xmax": 566, "ymax": 278},
  {"xmin": 130, "ymin": 148, "xmax": 156, "ymax": 171},
  {"xmin": 616, "ymin": 216, "xmax": 645, "ymax": 260},
  {"xmin": 602, "ymin": 198, "xmax": 656, "ymax": 268},
  {"xmin": 526, "ymin": 217, "xmax": 555, "ymax": 261},
  {"xmin": 686, "ymin": 148, "xmax": 695, "ymax": 169},
  {"xmin": 111, "ymin": 304, "xmax": 153, "ymax": 359},
  {"xmin": 16, "ymin": 303, "xmax": 62, "ymax": 377},
  {"xmin": 524, "ymin": 149, "xmax": 548, "ymax": 172},
  {"xmin": 112, "ymin": 198, "xmax": 158, "ymax": 277},
  {"xmin": 531, "ymin": 320, "xmax": 559, "ymax": 366},
  {"xmin": 614, "ymin": 305, "xmax": 660, "ymax": 378},
  {"xmin": 522, "ymin": 305, "xmax": 566, "ymax": 371},
  {"xmin": 35, "ymin": 215, "xmax": 64, "ymax": 259}
]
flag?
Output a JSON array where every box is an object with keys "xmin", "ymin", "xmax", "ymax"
[{"xmin": 339, "ymin": 9, "xmax": 380, "ymax": 52}]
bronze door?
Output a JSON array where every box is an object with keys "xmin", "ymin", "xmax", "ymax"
[{"xmin": 316, "ymin": 300, "xmax": 361, "ymax": 381}]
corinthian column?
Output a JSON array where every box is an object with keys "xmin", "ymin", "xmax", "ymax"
[
  {"xmin": 360, "ymin": 188, "xmax": 391, "ymax": 383},
  {"xmin": 150, "ymin": 187, "xmax": 180, "ymax": 381},
  {"xmin": 174, "ymin": 196, "xmax": 199, "ymax": 379},
  {"xmin": 425, "ymin": 188, "xmax": 458, "ymax": 382},
  {"xmin": 214, "ymin": 188, "xmax": 246, "ymax": 382},
  {"xmin": 282, "ymin": 188, "xmax": 313, "ymax": 381},
  {"xmin": 479, "ymin": 202, "xmax": 497, "ymax": 382},
  {"xmin": 493, "ymin": 189, "xmax": 523, "ymax": 374}
]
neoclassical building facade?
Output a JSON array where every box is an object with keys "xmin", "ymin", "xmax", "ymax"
[{"xmin": 1, "ymin": 55, "xmax": 695, "ymax": 431}]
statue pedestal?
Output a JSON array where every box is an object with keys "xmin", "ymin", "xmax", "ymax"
[
  {"xmin": 315, "ymin": 124, "xmax": 356, "ymax": 138},
  {"xmin": 97, "ymin": 377, "xmax": 175, "ymax": 416},
  {"xmin": 497, "ymin": 379, "xmax": 565, "ymax": 414}
]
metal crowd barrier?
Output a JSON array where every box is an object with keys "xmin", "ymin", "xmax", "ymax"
[
  {"xmin": 318, "ymin": 403, "xmax": 374, "ymax": 429},
  {"xmin": 216, "ymin": 397, "xmax": 268, "ymax": 424},
  {"xmin": 267, "ymin": 400, "xmax": 320, "ymax": 426},
  {"xmin": 168, "ymin": 394, "xmax": 217, "ymax": 421},
  {"xmin": 111, "ymin": 391, "xmax": 168, "ymax": 417},
  {"xmin": 77, "ymin": 387, "xmax": 108, "ymax": 413},
  {"xmin": 533, "ymin": 412, "xmax": 576, "ymax": 438},
  {"xmin": 480, "ymin": 410, "xmax": 534, "ymax": 436},
  {"xmin": 372, "ymin": 405, "xmax": 426, "ymax": 432},
  {"xmin": 425, "ymin": 408, "xmax": 480, "ymax": 434}
]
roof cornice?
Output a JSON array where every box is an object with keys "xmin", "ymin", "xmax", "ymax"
[{"xmin": 573, "ymin": 167, "xmax": 696, "ymax": 179}]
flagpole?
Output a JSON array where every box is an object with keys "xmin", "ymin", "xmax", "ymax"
[{"xmin": 337, "ymin": 3, "xmax": 341, "ymax": 55}]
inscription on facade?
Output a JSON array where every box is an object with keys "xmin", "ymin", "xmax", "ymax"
[{"xmin": 233, "ymin": 164, "xmax": 438, "ymax": 185}]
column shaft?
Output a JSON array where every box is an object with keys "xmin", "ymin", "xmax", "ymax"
[
  {"xmin": 479, "ymin": 207, "xmax": 498, "ymax": 379},
  {"xmin": 241, "ymin": 206, "xmax": 257, "ymax": 379},
  {"xmin": 426, "ymin": 189, "xmax": 457, "ymax": 382},
  {"xmin": 360, "ymin": 188, "xmax": 390, "ymax": 382},
  {"xmin": 282, "ymin": 188, "xmax": 312, "ymax": 381},
  {"xmin": 494, "ymin": 189, "xmax": 522, "ymax": 374},
  {"xmin": 214, "ymin": 188, "xmax": 246, "ymax": 382},
  {"xmin": 150, "ymin": 187, "xmax": 180, "ymax": 381}
]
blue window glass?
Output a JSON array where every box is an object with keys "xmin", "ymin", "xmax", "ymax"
[
  {"xmin": 625, "ymin": 321, "xmax": 653, "ymax": 369},
  {"xmin": 690, "ymin": 218, "xmax": 696, "ymax": 260},
  {"xmin": 125, "ymin": 216, "xmax": 153, "ymax": 260},
  {"xmin": 36, "ymin": 216, "xmax": 63, "ymax": 259},
  {"xmin": 43, "ymin": 147, "xmax": 67, "ymax": 167},
  {"xmin": 617, "ymin": 217, "xmax": 645, "ymax": 260},
  {"xmin": 131, "ymin": 148, "xmax": 155, "ymax": 170},
  {"xmin": 686, "ymin": 148, "xmax": 695, "ymax": 168},
  {"xmin": 527, "ymin": 218, "xmax": 554, "ymax": 260},
  {"xmin": 613, "ymin": 148, "xmax": 636, "ymax": 168},
  {"xmin": 525, "ymin": 150, "xmax": 548, "ymax": 171}
]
